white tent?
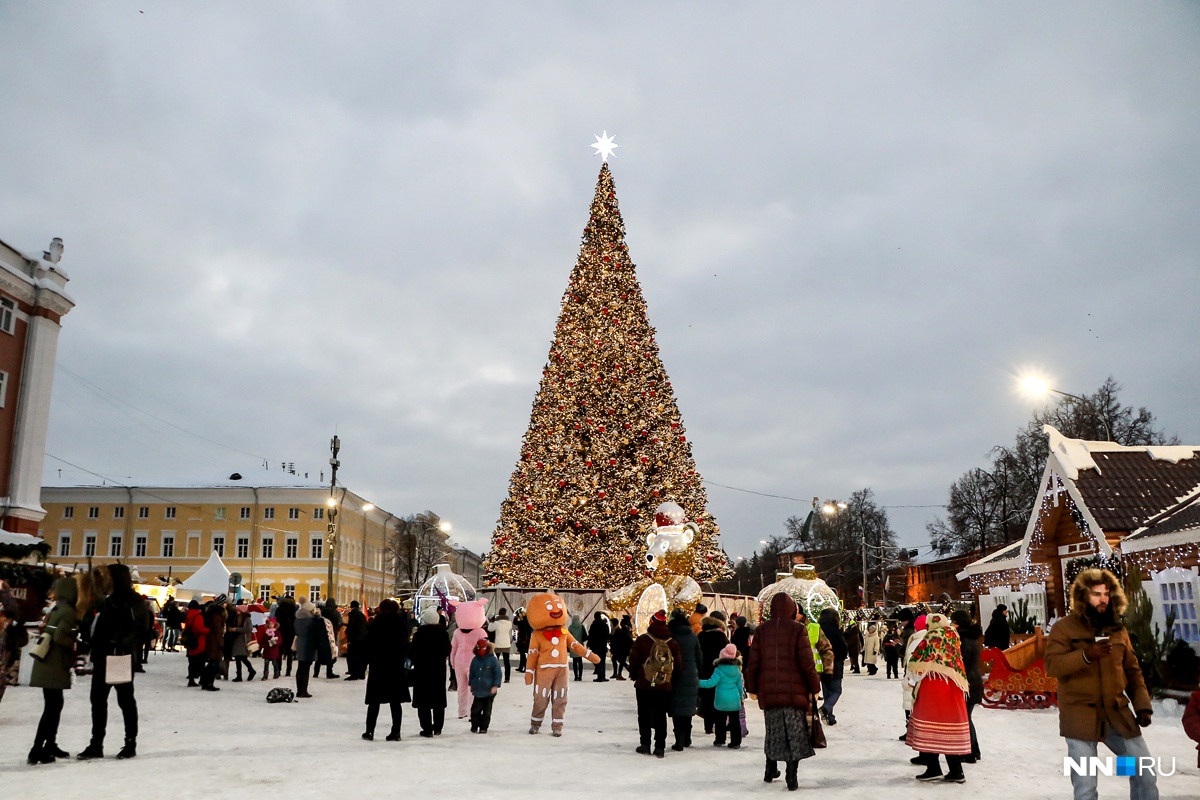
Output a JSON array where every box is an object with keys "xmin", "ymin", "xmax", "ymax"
[{"xmin": 176, "ymin": 550, "xmax": 232, "ymax": 595}]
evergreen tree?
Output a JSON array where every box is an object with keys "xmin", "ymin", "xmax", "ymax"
[{"xmin": 484, "ymin": 163, "xmax": 727, "ymax": 588}]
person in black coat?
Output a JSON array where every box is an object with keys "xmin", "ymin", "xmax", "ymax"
[
  {"xmin": 345, "ymin": 600, "xmax": 369, "ymax": 681},
  {"xmin": 587, "ymin": 612, "xmax": 611, "ymax": 682},
  {"xmin": 610, "ymin": 616, "xmax": 634, "ymax": 680},
  {"xmin": 274, "ymin": 596, "xmax": 297, "ymax": 677},
  {"xmin": 951, "ymin": 609, "xmax": 985, "ymax": 762},
  {"xmin": 730, "ymin": 616, "xmax": 752, "ymax": 663},
  {"xmin": 316, "ymin": 599, "xmax": 343, "ymax": 679},
  {"xmin": 983, "ymin": 605, "xmax": 1010, "ymax": 651},
  {"xmin": 817, "ymin": 608, "xmax": 847, "ymax": 725},
  {"xmin": 667, "ymin": 609, "xmax": 703, "ymax": 750},
  {"xmin": 409, "ymin": 608, "xmax": 452, "ymax": 737},
  {"xmin": 696, "ymin": 615, "xmax": 730, "ymax": 735},
  {"xmin": 362, "ymin": 599, "xmax": 411, "ymax": 741},
  {"xmin": 514, "ymin": 609, "xmax": 532, "ymax": 672},
  {"xmin": 78, "ymin": 564, "xmax": 141, "ymax": 760}
]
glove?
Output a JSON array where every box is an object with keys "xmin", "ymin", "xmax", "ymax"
[
  {"xmin": 1136, "ymin": 710, "xmax": 1152, "ymax": 728},
  {"xmin": 1083, "ymin": 641, "xmax": 1111, "ymax": 661},
  {"xmin": 524, "ymin": 671, "xmax": 534, "ymax": 686}
]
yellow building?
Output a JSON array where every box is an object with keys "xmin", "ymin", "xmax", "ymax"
[{"xmin": 40, "ymin": 476, "xmax": 398, "ymax": 607}]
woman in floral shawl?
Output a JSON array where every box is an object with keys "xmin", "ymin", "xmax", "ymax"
[{"xmin": 906, "ymin": 613, "xmax": 971, "ymax": 783}]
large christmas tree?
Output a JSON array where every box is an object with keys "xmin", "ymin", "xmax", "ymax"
[{"xmin": 485, "ymin": 160, "xmax": 728, "ymax": 589}]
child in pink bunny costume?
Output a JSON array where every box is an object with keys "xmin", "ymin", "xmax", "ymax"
[{"xmin": 449, "ymin": 600, "xmax": 490, "ymax": 719}]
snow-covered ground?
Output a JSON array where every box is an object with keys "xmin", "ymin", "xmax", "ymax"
[{"xmin": 0, "ymin": 652, "xmax": 1196, "ymax": 799}]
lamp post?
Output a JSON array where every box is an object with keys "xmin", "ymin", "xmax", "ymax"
[
  {"xmin": 1020, "ymin": 376, "xmax": 1112, "ymax": 441},
  {"xmin": 326, "ymin": 435, "xmax": 340, "ymax": 603},
  {"xmin": 359, "ymin": 502, "xmax": 374, "ymax": 606}
]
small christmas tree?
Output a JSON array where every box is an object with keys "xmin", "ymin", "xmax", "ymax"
[{"xmin": 485, "ymin": 160, "xmax": 727, "ymax": 588}]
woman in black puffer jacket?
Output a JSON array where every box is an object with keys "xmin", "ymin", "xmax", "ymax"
[
  {"xmin": 950, "ymin": 609, "xmax": 984, "ymax": 762},
  {"xmin": 667, "ymin": 609, "xmax": 703, "ymax": 750}
]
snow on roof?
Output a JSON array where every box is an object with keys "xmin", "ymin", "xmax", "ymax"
[
  {"xmin": 43, "ymin": 467, "xmax": 328, "ymax": 491},
  {"xmin": 0, "ymin": 530, "xmax": 45, "ymax": 547},
  {"xmin": 1045, "ymin": 424, "xmax": 1199, "ymax": 480}
]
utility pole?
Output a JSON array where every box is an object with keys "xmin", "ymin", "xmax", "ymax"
[
  {"xmin": 861, "ymin": 535, "xmax": 869, "ymax": 610},
  {"xmin": 326, "ymin": 434, "xmax": 340, "ymax": 603}
]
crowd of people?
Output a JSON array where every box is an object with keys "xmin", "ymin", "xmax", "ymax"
[{"xmin": 3, "ymin": 565, "xmax": 1198, "ymax": 797}]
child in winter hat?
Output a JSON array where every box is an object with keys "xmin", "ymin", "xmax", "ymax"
[
  {"xmin": 697, "ymin": 643, "xmax": 745, "ymax": 748},
  {"xmin": 420, "ymin": 607, "xmax": 440, "ymax": 626},
  {"xmin": 468, "ymin": 640, "xmax": 502, "ymax": 734}
]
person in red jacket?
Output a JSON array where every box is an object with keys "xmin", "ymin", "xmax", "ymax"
[
  {"xmin": 259, "ymin": 617, "xmax": 283, "ymax": 680},
  {"xmin": 1183, "ymin": 688, "xmax": 1200, "ymax": 768},
  {"xmin": 184, "ymin": 598, "xmax": 209, "ymax": 688},
  {"xmin": 745, "ymin": 592, "xmax": 822, "ymax": 791}
]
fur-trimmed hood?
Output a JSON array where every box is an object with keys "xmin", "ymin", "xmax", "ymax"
[{"xmin": 1068, "ymin": 568, "xmax": 1127, "ymax": 617}]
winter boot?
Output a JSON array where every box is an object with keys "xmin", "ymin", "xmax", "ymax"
[
  {"xmin": 362, "ymin": 731, "xmax": 373, "ymax": 741},
  {"xmin": 385, "ymin": 729, "xmax": 401, "ymax": 742},
  {"xmin": 764, "ymin": 759, "xmax": 780, "ymax": 783},
  {"xmin": 116, "ymin": 738, "xmax": 137, "ymax": 760},
  {"xmin": 45, "ymin": 742, "xmax": 70, "ymax": 759},
  {"xmin": 915, "ymin": 762, "xmax": 944, "ymax": 782},
  {"xmin": 248, "ymin": 666, "xmax": 257, "ymax": 681},
  {"xmin": 76, "ymin": 742, "xmax": 104, "ymax": 760},
  {"xmin": 27, "ymin": 743, "xmax": 55, "ymax": 765},
  {"xmin": 785, "ymin": 761, "xmax": 799, "ymax": 791}
]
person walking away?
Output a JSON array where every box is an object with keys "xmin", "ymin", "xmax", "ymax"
[
  {"xmin": 468, "ymin": 639, "xmax": 502, "ymax": 733},
  {"xmin": 697, "ymin": 614, "xmax": 730, "ymax": 734},
  {"xmin": 200, "ymin": 597, "xmax": 227, "ymax": 691},
  {"xmin": 817, "ymin": 608, "xmax": 847, "ymax": 725},
  {"xmin": 730, "ymin": 615, "xmax": 752, "ymax": 663},
  {"xmin": 1044, "ymin": 568, "xmax": 1157, "ymax": 800},
  {"xmin": 628, "ymin": 609, "xmax": 682, "ymax": 758},
  {"xmin": 515, "ymin": 608, "xmax": 532, "ymax": 673},
  {"xmin": 950, "ymin": 610, "xmax": 984, "ymax": 762},
  {"xmin": 293, "ymin": 598, "xmax": 329, "ymax": 698},
  {"xmin": 745, "ymin": 592, "xmax": 821, "ymax": 791},
  {"xmin": 698, "ymin": 643, "xmax": 746, "ymax": 748},
  {"xmin": 29, "ymin": 576, "xmax": 80, "ymax": 764},
  {"xmin": 183, "ymin": 598, "xmax": 208, "ymax": 687},
  {"xmin": 410, "ymin": 607, "xmax": 452, "ymax": 737},
  {"xmin": 362, "ymin": 598, "xmax": 410, "ymax": 741},
  {"xmin": 610, "ymin": 616, "xmax": 634, "ymax": 680},
  {"xmin": 260, "ymin": 616, "xmax": 282, "ymax": 680},
  {"xmin": 667, "ymin": 608, "xmax": 702, "ymax": 750},
  {"xmin": 345, "ymin": 600, "xmax": 368, "ymax": 681},
  {"xmin": 78, "ymin": 563, "xmax": 140, "ymax": 760},
  {"xmin": 275, "ymin": 594, "xmax": 297, "ymax": 677},
  {"xmin": 316, "ymin": 598, "xmax": 343, "ymax": 678},
  {"xmin": 162, "ymin": 597, "xmax": 184, "ymax": 652},
  {"xmin": 588, "ymin": 612, "xmax": 611, "ymax": 682},
  {"xmin": 568, "ymin": 614, "xmax": 587, "ymax": 681},
  {"xmin": 491, "ymin": 608, "xmax": 514, "ymax": 683},
  {"xmin": 983, "ymin": 605, "xmax": 1010, "ymax": 650},
  {"xmin": 862, "ymin": 623, "xmax": 880, "ymax": 676},
  {"xmin": 845, "ymin": 620, "xmax": 862, "ymax": 674},
  {"xmin": 136, "ymin": 594, "xmax": 155, "ymax": 671},
  {"xmin": 882, "ymin": 625, "xmax": 901, "ymax": 679},
  {"xmin": 229, "ymin": 605, "xmax": 257, "ymax": 681},
  {"xmin": 905, "ymin": 613, "xmax": 971, "ymax": 783}
]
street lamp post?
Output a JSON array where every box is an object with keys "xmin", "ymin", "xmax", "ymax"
[
  {"xmin": 1021, "ymin": 376, "xmax": 1112, "ymax": 441},
  {"xmin": 326, "ymin": 435, "xmax": 340, "ymax": 602}
]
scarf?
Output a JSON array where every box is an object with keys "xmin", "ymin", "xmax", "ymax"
[{"xmin": 906, "ymin": 615, "xmax": 968, "ymax": 693}]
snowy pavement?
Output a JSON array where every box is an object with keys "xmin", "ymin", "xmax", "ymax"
[{"xmin": 0, "ymin": 652, "xmax": 1196, "ymax": 799}]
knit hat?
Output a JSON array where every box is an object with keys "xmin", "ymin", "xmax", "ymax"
[
  {"xmin": 652, "ymin": 609, "xmax": 667, "ymax": 623},
  {"xmin": 718, "ymin": 643, "xmax": 738, "ymax": 660},
  {"xmin": 421, "ymin": 607, "xmax": 440, "ymax": 626},
  {"xmin": 914, "ymin": 614, "xmax": 928, "ymax": 631}
]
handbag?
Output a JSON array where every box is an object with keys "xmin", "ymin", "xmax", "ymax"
[
  {"xmin": 29, "ymin": 629, "xmax": 54, "ymax": 660},
  {"xmin": 105, "ymin": 654, "xmax": 133, "ymax": 685},
  {"xmin": 807, "ymin": 695, "xmax": 827, "ymax": 749},
  {"xmin": 247, "ymin": 639, "xmax": 261, "ymax": 655}
]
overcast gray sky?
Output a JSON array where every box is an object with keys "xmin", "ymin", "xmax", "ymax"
[{"xmin": 3, "ymin": 2, "xmax": 1198, "ymax": 566}]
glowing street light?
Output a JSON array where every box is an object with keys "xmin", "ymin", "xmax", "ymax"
[{"xmin": 1018, "ymin": 374, "xmax": 1111, "ymax": 441}]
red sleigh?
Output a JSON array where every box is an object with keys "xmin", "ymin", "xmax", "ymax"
[{"xmin": 979, "ymin": 627, "xmax": 1058, "ymax": 710}]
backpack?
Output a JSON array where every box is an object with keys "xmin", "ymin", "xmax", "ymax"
[
  {"xmin": 266, "ymin": 687, "xmax": 295, "ymax": 704},
  {"xmin": 642, "ymin": 635, "xmax": 674, "ymax": 688}
]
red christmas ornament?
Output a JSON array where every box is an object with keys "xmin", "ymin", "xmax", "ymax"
[
  {"xmin": 598, "ymin": 491, "xmax": 606, "ymax": 498},
  {"xmin": 558, "ymin": 480, "xmax": 566, "ymax": 487},
  {"xmin": 609, "ymin": 458, "xmax": 617, "ymax": 466},
  {"xmin": 574, "ymin": 569, "xmax": 582, "ymax": 577},
  {"xmin": 624, "ymin": 555, "xmax": 633, "ymax": 562}
]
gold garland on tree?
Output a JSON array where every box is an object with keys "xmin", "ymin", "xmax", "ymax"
[{"xmin": 484, "ymin": 160, "xmax": 729, "ymax": 589}]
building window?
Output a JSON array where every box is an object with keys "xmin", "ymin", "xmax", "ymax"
[
  {"xmin": 0, "ymin": 371, "xmax": 7, "ymax": 408},
  {"xmin": 212, "ymin": 535, "xmax": 225, "ymax": 557},
  {"xmin": 84, "ymin": 534, "xmax": 96, "ymax": 557},
  {"xmin": 64, "ymin": 506, "xmax": 74, "ymax": 519},
  {"xmin": 109, "ymin": 534, "xmax": 122, "ymax": 557},
  {"xmin": 114, "ymin": 507, "xmax": 125, "ymax": 519},
  {"xmin": 88, "ymin": 506, "xmax": 99, "ymax": 519},
  {"xmin": 138, "ymin": 506, "xmax": 149, "ymax": 519},
  {"xmin": 284, "ymin": 583, "xmax": 296, "ymax": 598},
  {"xmin": 311, "ymin": 536, "xmax": 323, "ymax": 559},
  {"xmin": 309, "ymin": 585, "xmax": 322, "ymax": 603},
  {"xmin": 135, "ymin": 534, "xmax": 147, "ymax": 558},
  {"xmin": 0, "ymin": 297, "xmax": 14, "ymax": 334},
  {"xmin": 165, "ymin": 507, "xmax": 176, "ymax": 519},
  {"xmin": 240, "ymin": 506, "xmax": 251, "ymax": 520},
  {"xmin": 263, "ymin": 507, "xmax": 275, "ymax": 520},
  {"xmin": 286, "ymin": 536, "xmax": 298, "ymax": 559},
  {"xmin": 314, "ymin": 507, "xmax": 324, "ymax": 520},
  {"xmin": 258, "ymin": 584, "xmax": 272, "ymax": 602},
  {"xmin": 236, "ymin": 536, "xmax": 249, "ymax": 559},
  {"xmin": 261, "ymin": 536, "xmax": 274, "ymax": 559},
  {"xmin": 161, "ymin": 534, "xmax": 175, "ymax": 558},
  {"xmin": 58, "ymin": 533, "xmax": 71, "ymax": 557},
  {"xmin": 214, "ymin": 507, "xmax": 226, "ymax": 521},
  {"xmin": 288, "ymin": 507, "xmax": 300, "ymax": 520},
  {"xmin": 1160, "ymin": 579, "xmax": 1199, "ymax": 643}
]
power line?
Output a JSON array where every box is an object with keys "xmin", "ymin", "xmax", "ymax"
[{"xmin": 703, "ymin": 479, "xmax": 945, "ymax": 510}]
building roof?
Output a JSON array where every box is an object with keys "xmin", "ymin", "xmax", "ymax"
[
  {"xmin": 1073, "ymin": 448, "xmax": 1200, "ymax": 533},
  {"xmin": 1123, "ymin": 489, "xmax": 1200, "ymax": 542}
]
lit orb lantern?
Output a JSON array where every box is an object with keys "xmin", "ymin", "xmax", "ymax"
[
  {"xmin": 415, "ymin": 563, "xmax": 477, "ymax": 619},
  {"xmin": 635, "ymin": 582, "xmax": 669, "ymax": 635},
  {"xmin": 757, "ymin": 564, "xmax": 840, "ymax": 623}
]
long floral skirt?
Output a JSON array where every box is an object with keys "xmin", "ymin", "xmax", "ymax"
[
  {"xmin": 907, "ymin": 674, "xmax": 971, "ymax": 755},
  {"xmin": 763, "ymin": 707, "xmax": 815, "ymax": 762}
]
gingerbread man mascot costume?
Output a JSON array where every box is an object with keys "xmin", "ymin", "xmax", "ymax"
[
  {"xmin": 524, "ymin": 592, "xmax": 599, "ymax": 735},
  {"xmin": 449, "ymin": 599, "xmax": 490, "ymax": 719}
]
